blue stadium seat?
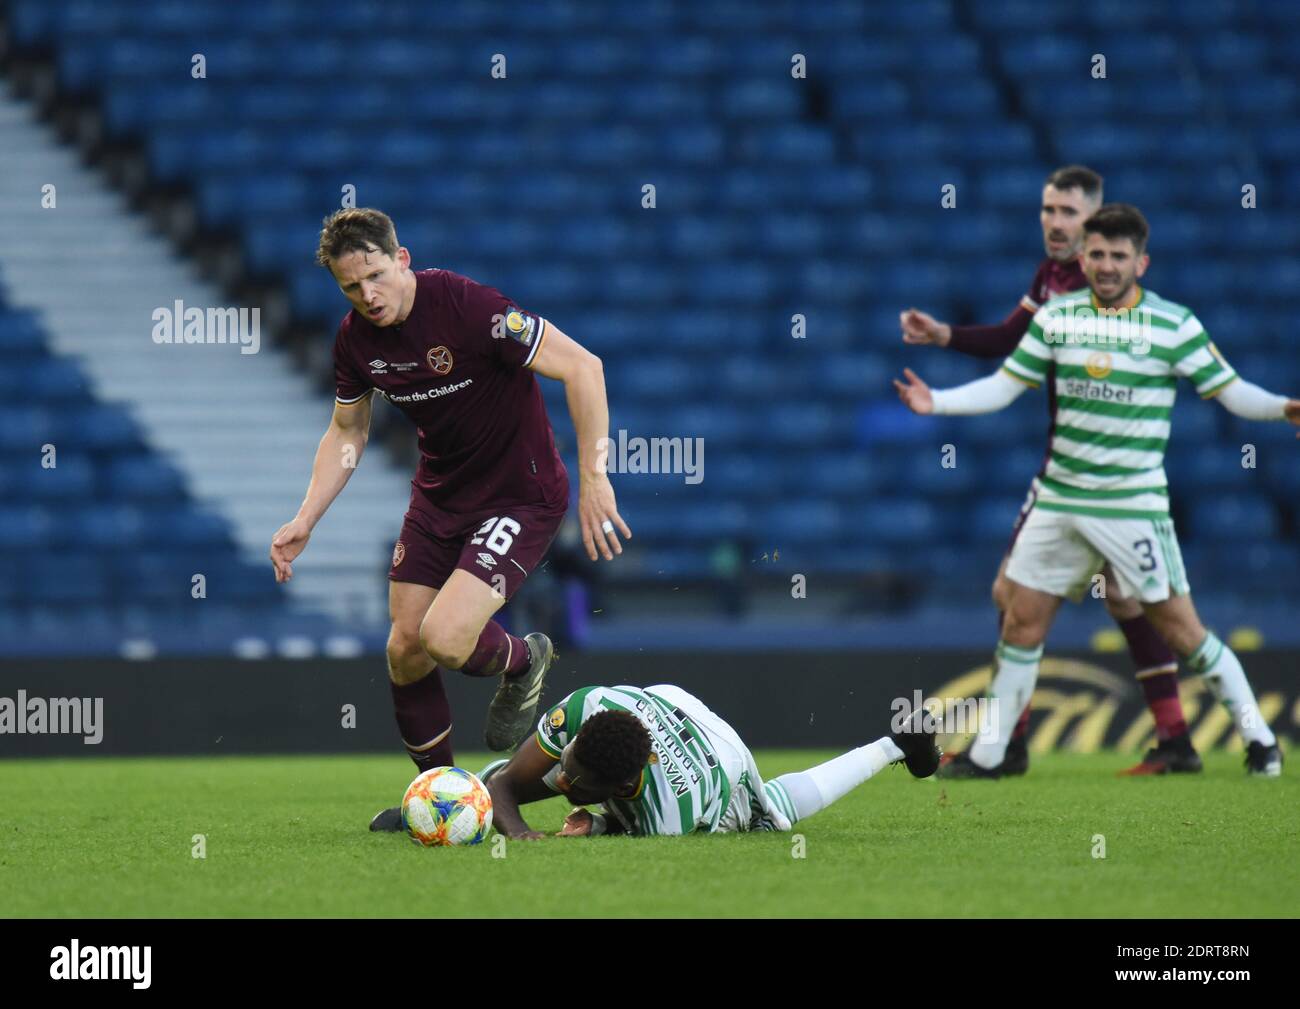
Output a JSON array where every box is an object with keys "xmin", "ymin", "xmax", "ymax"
[
  {"xmin": 28, "ymin": 553, "xmax": 111, "ymax": 603},
  {"xmin": 12, "ymin": 0, "xmax": 1296, "ymax": 647},
  {"xmin": 857, "ymin": 498, "xmax": 939, "ymax": 545},
  {"xmin": 1187, "ymin": 496, "xmax": 1279, "ymax": 541}
]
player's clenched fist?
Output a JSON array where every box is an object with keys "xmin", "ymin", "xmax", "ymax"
[
  {"xmin": 900, "ymin": 308, "xmax": 952, "ymax": 347},
  {"xmin": 556, "ymin": 808, "xmax": 594, "ymax": 837},
  {"xmin": 269, "ymin": 517, "xmax": 312, "ymax": 583},
  {"xmin": 893, "ymin": 368, "xmax": 934, "ymax": 415}
]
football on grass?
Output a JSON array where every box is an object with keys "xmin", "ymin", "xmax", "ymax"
[{"xmin": 401, "ymin": 767, "xmax": 493, "ymax": 847}]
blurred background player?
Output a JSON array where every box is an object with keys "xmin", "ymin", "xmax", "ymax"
[
  {"xmin": 268, "ymin": 209, "xmax": 631, "ymax": 828},
  {"xmin": 896, "ymin": 204, "xmax": 1297, "ymax": 778},
  {"xmin": 898, "ymin": 166, "xmax": 1197, "ymax": 777},
  {"xmin": 476, "ymin": 684, "xmax": 941, "ymax": 840}
]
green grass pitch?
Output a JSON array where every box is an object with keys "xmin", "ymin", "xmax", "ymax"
[{"xmin": 2, "ymin": 751, "xmax": 1295, "ymax": 917}]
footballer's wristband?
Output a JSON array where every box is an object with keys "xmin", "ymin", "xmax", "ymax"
[{"xmin": 588, "ymin": 812, "xmax": 608, "ymax": 837}]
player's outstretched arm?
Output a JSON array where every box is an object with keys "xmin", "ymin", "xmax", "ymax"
[
  {"xmin": 269, "ymin": 394, "xmax": 373, "ymax": 583},
  {"xmin": 528, "ymin": 323, "xmax": 632, "ymax": 561},
  {"xmin": 487, "ymin": 737, "xmax": 561, "ymax": 840},
  {"xmin": 895, "ymin": 366, "xmax": 1031, "ymax": 417},
  {"xmin": 901, "ymin": 306, "xmax": 1036, "ymax": 359},
  {"xmin": 1211, "ymin": 378, "xmax": 1300, "ymax": 437}
]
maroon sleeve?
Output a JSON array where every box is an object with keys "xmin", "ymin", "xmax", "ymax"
[
  {"xmin": 946, "ymin": 261, "xmax": 1044, "ymax": 359},
  {"xmin": 332, "ymin": 318, "xmax": 371, "ymax": 404},
  {"xmin": 451, "ymin": 273, "xmax": 547, "ymax": 369},
  {"xmin": 947, "ymin": 305, "xmax": 1036, "ymax": 359}
]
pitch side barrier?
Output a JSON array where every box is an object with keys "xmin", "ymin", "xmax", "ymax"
[{"xmin": 0, "ymin": 650, "xmax": 1296, "ymax": 756}]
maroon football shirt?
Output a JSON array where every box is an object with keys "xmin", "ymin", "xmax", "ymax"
[
  {"xmin": 333, "ymin": 269, "xmax": 569, "ymax": 535},
  {"xmin": 946, "ymin": 256, "xmax": 1087, "ymax": 477},
  {"xmin": 948, "ymin": 256, "xmax": 1087, "ymax": 358}
]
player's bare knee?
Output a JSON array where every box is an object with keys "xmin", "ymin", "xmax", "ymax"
[
  {"xmin": 386, "ymin": 625, "xmax": 432, "ymax": 685},
  {"xmin": 991, "ymin": 574, "xmax": 1010, "ymax": 611}
]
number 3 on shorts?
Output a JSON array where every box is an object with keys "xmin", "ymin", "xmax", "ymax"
[
  {"xmin": 1132, "ymin": 537, "xmax": 1158, "ymax": 573},
  {"xmin": 472, "ymin": 516, "xmax": 522, "ymax": 555}
]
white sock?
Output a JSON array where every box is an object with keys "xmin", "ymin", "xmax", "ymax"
[
  {"xmin": 1187, "ymin": 632, "xmax": 1276, "ymax": 747},
  {"xmin": 968, "ymin": 639, "xmax": 1043, "ymax": 769},
  {"xmin": 766, "ymin": 737, "xmax": 903, "ymax": 824}
]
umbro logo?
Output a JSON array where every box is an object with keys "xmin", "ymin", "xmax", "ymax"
[
  {"xmin": 475, "ymin": 552, "xmax": 497, "ymax": 570},
  {"xmin": 368, "ymin": 359, "xmax": 388, "ymax": 373}
]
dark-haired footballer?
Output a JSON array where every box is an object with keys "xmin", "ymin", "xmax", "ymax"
[
  {"xmin": 896, "ymin": 203, "xmax": 1296, "ymax": 779},
  {"xmin": 899, "ymin": 165, "xmax": 1199, "ymax": 777},
  {"xmin": 477, "ymin": 685, "xmax": 941, "ymax": 839}
]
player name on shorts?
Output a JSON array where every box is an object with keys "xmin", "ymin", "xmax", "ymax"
[
  {"xmin": 0, "ymin": 691, "xmax": 103, "ymax": 744},
  {"xmin": 597, "ymin": 428, "xmax": 704, "ymax": 484},
  {"xmin": 384, "ymin": 378, "xmax": 474, "ymax": 403},
  {"xmin": 49, "ymin": 941, "xmax": 151, "ymax": 989},
  {"xmin": 150, "ymin": 299, "xmax": 260, "ymax": 355},
  {"xmin": 1039, "ymin": 302, "xmax": 1153, "ymax": 355}
]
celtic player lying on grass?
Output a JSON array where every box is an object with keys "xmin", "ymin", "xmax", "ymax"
[{"xmin": 482, "ymin": 684, "xmax": 941, "ymax": 839}]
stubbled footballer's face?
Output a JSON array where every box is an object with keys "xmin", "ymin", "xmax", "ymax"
[
  {"xmin": 1040, "ymin": 184, "xmax": 1100, "ymax": 262},
  {"xmin": 330, "ymin": 245, "xmax": 412, "ymax": 327},
  {"xmin": 1082, "ymin": 232, "xmax": 1149, "ymax": 307}
]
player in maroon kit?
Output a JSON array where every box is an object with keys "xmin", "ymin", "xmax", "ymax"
[
  {"xmin": 269, "ymin": 209, "xmax": 631, "ymax": 829},
  {"xmin": 899, "ymin": 166, "xmax": 1198, "ymax": 778}
]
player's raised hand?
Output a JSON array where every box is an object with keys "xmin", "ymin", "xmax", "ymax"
[
  {"xmin": 1285, "ymin": 399, "xmax": 1300, "ymax": 437},
  {"xmin": 893, "ymin": 368, "xmax": 934, "ymax": 415},
  {"xmin": 900, "ymin": 308, "xmax": 952, "ymax": 347},
  {"xmin": 556, "ymin": 808, "xmax": 594, "ymax": 837},
  {"xmin": 269, "ymin": 517, "xmax": 312, "ymax": 583},
  {"xmin": 579, "ymin": 472, "xmax": 631, "ymax": 562}
]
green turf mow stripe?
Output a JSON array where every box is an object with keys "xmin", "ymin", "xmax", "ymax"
[
  {"xmin": 1056, "ymin": 396, "xmax": 1172, "ymax": 420},
  {"xmin": 1037, "ymin": 475, "xmax": 1168, "ymax": 500},
  {"xmin": 1056, "ymin": 364, "xmax": 1176, "ymax": 388},
  {"xmin": 1054, "ymin": 424, "xmax": 1168, "ymax": 452}
]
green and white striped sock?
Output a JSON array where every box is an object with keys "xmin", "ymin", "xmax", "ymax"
[
  {"xmin": 969, "ymin": 639, "xmax": 1044, "ymax": 769},
  {"xmin": 1187, "ymin": 632, "xmax": 1276, "ymax": 747}
]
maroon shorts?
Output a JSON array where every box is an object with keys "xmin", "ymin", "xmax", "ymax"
[
  {"xmin": 388, "ymin": 492, "xmax": 567, "ymax": 600},
  {"xmin": 1005, "ymin": 482, "xmax": 1040, "ymax": 554}
]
